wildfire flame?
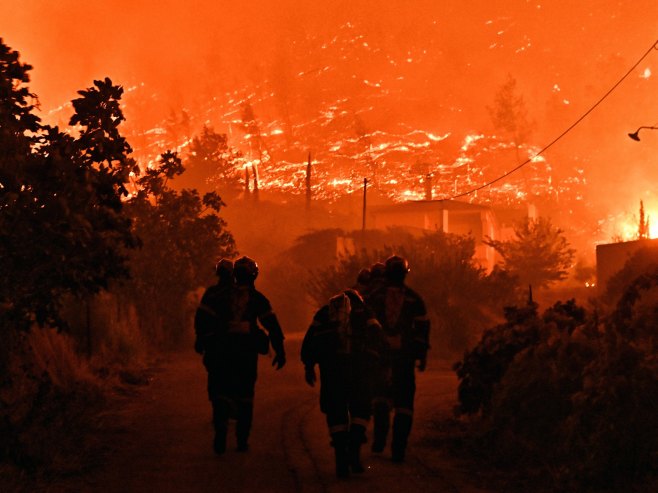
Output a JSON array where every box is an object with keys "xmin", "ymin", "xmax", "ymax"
[{"xmin": 609, "ymin": 207, "xmax": 658, "ymax": 242}]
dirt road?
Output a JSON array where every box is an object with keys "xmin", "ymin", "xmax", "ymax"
[{"xmin": 65, "ymin": 336, "xmax": 489, "ymax": 493}]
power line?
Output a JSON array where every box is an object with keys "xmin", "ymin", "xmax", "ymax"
[{"xmin": 447, "ymin": 38, "xmax": 658, "ymax": 201}]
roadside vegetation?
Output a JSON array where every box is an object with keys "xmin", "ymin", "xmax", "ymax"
[
  {"xmin": 0, "ymin": 39, "xmax": 236, "ymax": 486},
  {"xmin": 293, "ymin": 228, "xmax": 517, "ymax": 355},
  {"xmin": 449, "ymin": 248, "xmax": 658, "ymax": 492}
]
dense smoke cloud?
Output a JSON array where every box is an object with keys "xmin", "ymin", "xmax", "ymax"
[
  {"xmin": 4, "ymin": 0, "xmax": 442, "ymax": 106},
  {"xmin": 5, "ymin": 1, "xmax": 656, "ymax": 109}
]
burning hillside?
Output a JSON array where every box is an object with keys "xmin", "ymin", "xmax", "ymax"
[
  {"xmin": 43, "ymin": 21, "xmax": 587, "ymax": 207},
  {"xmin": 8, "ymin": 1, "xmax": 658, "ymax": 242}
]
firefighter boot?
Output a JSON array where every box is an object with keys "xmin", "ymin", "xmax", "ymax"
[
  {"xmin": 391, "ymin": 412, "xmax": 413, "ymax": 463},
  {"xmin": 211, "ymin": 398, "xmax": 230, "ymax": 455},
  {"xmin": 349, "ymin": 424, "xmax": 366, "ymax": 474},
  {"xmin": 331, "ymin": 431, "xmax": 350, "ymax": 478},
  {"xmin": 213, "ymin": 423, "xmax": 227, "ymax": 455},
  {"xmin": 371, "ymin": 400, "xmax": 389, "ymax": 453},
  {"xmin": 236, "ymin": 400, "xmax": 253, "ymax": 452}
]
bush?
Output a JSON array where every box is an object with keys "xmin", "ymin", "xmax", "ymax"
[
  {"xmin": 453, "ymin": 290, "xmax": 658, "ymax": 490},
  {"xmin": 453, "ymin": 301, "xmax": 541, "ymax": 415},
  {"xmin": 561, "ymin": 335, "xmax": 658, "ymax": 487},
  {"xmin": 304, "ymin": 228, "xmax": 517, "ymax": 356},
  {"xmin": 602, "ymin": 246, "xmax": 658, "ymax": 308},
  {"xmin": 118, "ymin": 151, "xmax": 236, "ymax": 349},
  {"xmin": 0, "ymin": 329, "xmax": 105, "ymax": 477}
]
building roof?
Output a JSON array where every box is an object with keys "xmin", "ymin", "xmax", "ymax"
[
  {"xmin": 371, "ymin": 199, "xmax": 492, "ymax": 214},
  {"xmin": 596, "ymin": 238, "xmax": 658, "ymax": 254}
]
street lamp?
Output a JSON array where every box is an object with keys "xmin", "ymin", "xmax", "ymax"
[{"xmin": 628, "ymin": 126, "xmax": 658, "ymax": 141}]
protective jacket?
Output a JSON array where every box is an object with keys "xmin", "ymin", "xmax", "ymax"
[
  {"xmin": 195, "ymin": 283, "xmax": 284, "ymax": 396},
  {"xmin": 301, "ymin": 289, "xmax": 388, "ymax": 415},
  {"xmin": 365, "ymin": 281, "xmax": 430, "ymax": 461},
  {"xmin": 194, "ymin": 282, "xmax": 285, "ymax": 453},
  {"xmin": 366, "ymin": 282, "xmax": 430, "ymax": 362},
  {"xmin": 301, "ymin": 288, "xmax": 388, "ymax": 476},
  {"xmin": 194, "ymin": 282, "xmax": 230, "ymax": 356}
]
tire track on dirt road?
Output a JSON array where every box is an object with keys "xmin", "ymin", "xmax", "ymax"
[{"xmin": 280, "ymin": 394, "xmax": 328, "ymax": 493}]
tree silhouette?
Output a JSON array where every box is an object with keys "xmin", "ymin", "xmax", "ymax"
[
  {"xmin": 638, "ymin": 200, "xmax": 650, "ymax": 240},
  {"xmin": 488, "ymin": 75, "xmax": 536, "ymax": 197},
  {"xmin": 124, "ymin": 151, "xmax": 236, "ymax": 345},
  {"xmin": 240, "ymin": 101, "xmax": 273, "ymax": 195},
  {"xmin": 0, "ymin": 42, "xmax": 137, "ymax": 329},
  {"xmin": 182, "ymin": 125, "xmax": 243, "ymax": 195},
  {"xmin": 164, "ymin": 109, "xmax": 192, "ymax": 148},
  {"xmin": 485, "ymin": 217, "xmax": 575, "ymax": 291},
  {"xmin": 488, "ymin": 74, "xmax": 533, "ymax": 149}
]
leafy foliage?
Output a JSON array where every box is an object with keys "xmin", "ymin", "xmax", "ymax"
[
  {"xmin": 485, "ymin": 216, "xmax": 575, "ymax": 291},
  {"xmin": 602, "ymin": 245, "xmax": 658, "ymax": 308},
  {"xmin": 453, "ymin": 300, "xmax": 541, "ymax": 415},
  {"xmin": 70, "ymin": 77, "xmax": 134, "ymax": 182},
  {"xmin": 304, "ymin": 229, "xmax": 517, "ymax": 354},
  {"xmin": 0, "ymin": 39, "xmax": 40, "ymax": 165},
  {"xmin": 0, "ymin": 41, "xmax": 238, "ymax": 484},
  {"xmin": 180, "ymin": 125, "xmax": 243, "ymax": 194},
  {"xmin": 454, "ymin": 287, "xmax": 658, "ymax": 489},
  {"xmin": 0, "ymin": 40, "xmax": 236, "ymax": 348},
  {"xmin": 121, "ymin": 151, "xmax": 236, "ymax": 346},
  {"xmin": 488, "ymin": 73, "xmax": 533, "ymax": 147},
  {"xmin": 0, "ymin": 41, "xmax": 137, "ymax": 330}
]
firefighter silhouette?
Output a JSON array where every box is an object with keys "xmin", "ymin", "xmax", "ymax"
[
  {"xmin": 194, "ymin": 256, "xmax": 286, "ymax": 455},
  {"xmin": 302, "ymin": 289, "xmax": 388, "ymax": 478},
  {"xmin": 365, "ymin": 255, "xmax": 430, "ymax": 463}
]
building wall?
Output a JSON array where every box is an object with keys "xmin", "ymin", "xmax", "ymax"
[
  {"xmin": 596, "ymin": 238, "xmax": 658, "ymax": 293},
  {"xmin": 369, "ymin": 201, "xmax": 498, "ymax": 272}
]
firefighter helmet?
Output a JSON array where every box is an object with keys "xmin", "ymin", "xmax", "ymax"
[
  {"xmin": 384, "ymin": 255, "xmax": 409, "ymax": 283},
  {"xmin": 370, "ymin": 262, "xmax": 386, "ymax": 279},
  {"xmin": 234, "ymin": 256, "xmax": 259, "ymax": 284},
  {"xmin": 215, "ymin": 258, "xmax": 234, "ymax": 278},
  {"xmin": 356, "ymin": 268, "xmax": 371, "ymax": 286}
]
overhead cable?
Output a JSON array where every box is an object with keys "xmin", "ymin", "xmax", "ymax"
[{"xmin": 447, "ymin": 38, "xmax": 658, "ymax": 200}]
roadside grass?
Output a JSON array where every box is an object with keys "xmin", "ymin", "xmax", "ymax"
[{"xmin": 0, "ymin": 326, "xmax": 154, "ymax": 491}]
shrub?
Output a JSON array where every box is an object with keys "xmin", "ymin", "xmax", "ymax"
[
  {"xmin": 0, "ymin": 328, "xmax": 105, "ymax": 476},
  {"xmin": 453, "ymin": 289, "xmax": 658, "ymax": 489},
  {"xmin": 453, "ymin": 301, "xmax": 541, "ymax": 415},
  {"xmin": 305, "ymin": 228, "xmax": 517, "ymax": 355}
]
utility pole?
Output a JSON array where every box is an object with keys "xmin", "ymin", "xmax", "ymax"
[
  {"xmin": 306, "ymin": 152, "xmax": 312, "ymax": 209},
  {"xmin": 424, "ymin": 172, "xmax": 433, "ymax": 201},
  {"xmin": 362, "ymin": 178, "xmax": 368, "ymax": 231},
  {"xmin": 252, "ymin": 163, "xmax": 259, "ymax": 201}
]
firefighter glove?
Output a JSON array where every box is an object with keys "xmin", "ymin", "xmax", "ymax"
[
  {"xmin": 272, "ymin": 351, "xmax": 286, "ymax": 370},
  {"xmin": 304, "ymin": 366, "xmax": 316, "ymax": 387}
]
